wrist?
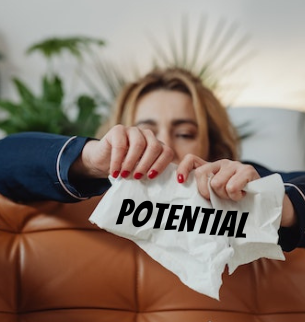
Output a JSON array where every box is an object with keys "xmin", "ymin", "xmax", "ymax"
[
  {"xmin": 281, "ymin": 194, "xmax": 297, "ymax": 227},
  {"xmin": 70, "ymin": 140, "xmax": 101, "ymax": 179}
]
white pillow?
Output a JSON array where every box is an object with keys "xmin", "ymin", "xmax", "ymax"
[{"xmin": 228, "ymin": 107, "xmax": 305, "ymax": 172}]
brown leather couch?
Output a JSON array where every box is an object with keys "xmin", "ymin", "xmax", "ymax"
[{"xmin": 0, "ymin": 193, "xmax": 305, "ymax": 322}]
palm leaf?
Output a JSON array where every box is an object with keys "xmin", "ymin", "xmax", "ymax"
[
  {"xmin": 81, "ymin": 55, "xmax": 139, "ymax": 110},
  {"xmin": 75, "ymin": 15, "xmax": 253, "ymax": 113},
  {"xmin": 180, "ymin": 14, "xmax": 189, "ymax": 67},
  {"xmin": 189, "ymin": 13, "xmax": 208, "ymax": 70},
  {"xmin": 147, "ymin": 14, "xmax": 252, "ymax": 99},
  {"xmin": 146, "ymin": 32, "xmax": 172, "ymax": 67}
]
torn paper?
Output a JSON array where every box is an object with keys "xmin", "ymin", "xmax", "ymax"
[{"xmin": 89, "ymin": 163, "xmax": 285, "ymax": 300}]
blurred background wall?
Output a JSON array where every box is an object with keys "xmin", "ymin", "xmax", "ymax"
[{"xmin": 0, "ymin": 0, "xmax": 305, "ymax": 110}]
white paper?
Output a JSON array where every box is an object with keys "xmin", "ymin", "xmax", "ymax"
[
  {"xmin": 89, "ymin": 163, "xmax": 285, "ymax": 300},
  {"xmin": 210, "ymin": 175, "xmax": 285, "ymax": 274}
]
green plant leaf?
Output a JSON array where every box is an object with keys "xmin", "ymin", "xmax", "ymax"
[
  {"xmin": 0, "ymin": 119, "xmax": 16, "ymax": 134},
  {"xmin": 13, "ymin": 78, "xmax": 36, "ymax": 104},
  {"xmin": 77, "ymin": 94, "xmax": 95, "ymax": 112},
  {"xmin": 42, "ymin": 75, "xmax": 64, "ymax": 104},
  {"xmin": 0, "ymin": 100, "xmax": 21, "ymax": 113},
  {"xmin": 27, "ymin": 36, "xmax": 105, "ymax": 60},
  {"xmin": 0, "ymin": 35, "xmax": 108, "ymax": 137},
  {"xmin": 74, "ymin": 94, "xmax": 102, "ymax": 137},
  {"xmin": 0, "ymin": 75, "xmax": 71, "ymax": 135}
]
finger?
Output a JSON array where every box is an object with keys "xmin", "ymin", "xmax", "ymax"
[
  {"xmin": 176, "ymin": 154, "xmax": 206, "ymax": 183},
  {"xmin": 134, "ymin": 129, "xmax": 173, "ymax": 179},
  {"xmin": 194, "ymin": 166, "xmax": 212, "ymax": 200},
  {"xmin": 119, "ymin": 127, "xmax": 147, "ymax": 178},
  {"xmin": 209, "ymin": 160, "xmax": 240, "ymax": 199},
  {"xmin": 105, "ymin": 125, "xmax": 129, "ymax": 177},
  {"xmin": 225, "ymin": 165, "xmax": 260, "ymax": 201},
  {"xmin": 193, "ymin": 159, "xmax": 233, "ymax": 200},
  {"xmin": 144, "ymin": 144, "xmax": 174, "ymax": 179}
]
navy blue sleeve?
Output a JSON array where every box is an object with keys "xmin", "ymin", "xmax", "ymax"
[
  {"xmin": 245, "ymin": 161, "xmax": 305, "ymax": 252},
  {"xmin": 0, "ymin": 132, "xmax": 111, "ymax": 203}
]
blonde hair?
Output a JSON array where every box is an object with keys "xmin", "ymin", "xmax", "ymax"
[{"xmin": 97, "ymin": 68, "xmax": 239, "ymax": 161}]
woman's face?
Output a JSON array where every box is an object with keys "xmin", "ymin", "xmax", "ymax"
[{"xmin": 134, "ymin": 89, "xmax": 209, "ymax": 163}]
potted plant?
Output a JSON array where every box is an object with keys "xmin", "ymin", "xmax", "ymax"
[{"xmin": 0, "ymin": 36, "xmax": 106, "ymax": 137}]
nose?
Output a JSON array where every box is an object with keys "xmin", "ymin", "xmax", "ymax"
[
  {"xmin": 156, "ymin": 132, "xmax": 178, "ymax": 164},
  {"xmin": 156, "ymin": 130, "xmax": 172, "ymax": 149}
]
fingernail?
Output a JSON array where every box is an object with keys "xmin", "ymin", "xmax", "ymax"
[
  {"xmin": 134, "ymin": 172, "xmax": 143, "ymax": 180},
  {"xmin": 177, "ymin": 174, "xmax": 184, "ymax": 183},
  {"xmin": 112, "ymin": 170, "xmax": 120, "ymax": 178},
  {"xmin": 121, "ymin": 170, "xmax": 130, "ymax": 178},
  {"xmin": 148, "ymin": 169, "xmax": 158, "ymax": 179}
]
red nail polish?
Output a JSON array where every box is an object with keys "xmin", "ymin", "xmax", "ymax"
[
  {"xmin": 148, "ymin": 169, "xmax": 158, "ymax": 179},
  {"xmin": 134, "ymin": 172, "xmax": 143, "ymax": 180},
  {"xmin": 112, "ymin": 170, "xmax": 120, "ymax": 178},
  {"xmin": 121, "ymin": 170, "xmax": 130, "ymax": 178},
  {"xmin": 177, "ymin": 174, "xmax": 184, "ymax": 183}
]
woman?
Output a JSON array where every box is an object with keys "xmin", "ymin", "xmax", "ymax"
[
  {"xmin": 96, "ymin": 68, "xmax": 303, "ymax": 236},
  {"xmin": 0, "ymin": 68, "xmax": 304, "ymax": 251}
]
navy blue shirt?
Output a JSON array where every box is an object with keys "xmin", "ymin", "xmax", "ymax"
[
  {"xmin": 0, "ymin": 132, "xmax": 111, "ymax": 202},
  {"xmin": 0, "ymin": 132, "xmax": 304, "ymax": 252}
]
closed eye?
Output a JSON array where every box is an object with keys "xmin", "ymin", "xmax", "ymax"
[{"xmin": 175, "ymin": 133, "xmax": 196, "ymax": 139}]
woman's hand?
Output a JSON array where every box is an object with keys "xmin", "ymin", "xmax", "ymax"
[
  {"xmin": 176, "ymin": 154, "xmax": 260, "ymax": 201},
  {"xmin": 71, "ymin": 125, "xmax": 174, "ymax": 180},
  {"xmin": 176, "ymin": 154, "xmax": 297, "ymax": 227}
]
